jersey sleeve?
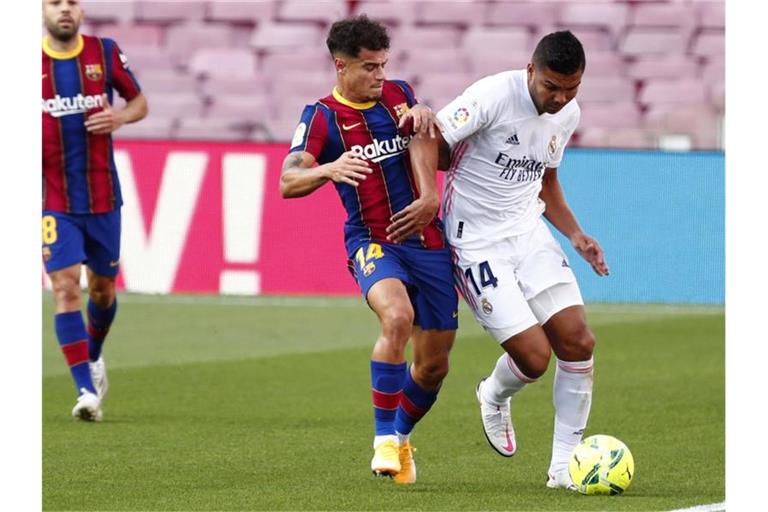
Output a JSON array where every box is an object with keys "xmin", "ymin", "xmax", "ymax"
[
  {"xmin": 104, "ymin": 39, "xmax": 141, "ymax": 101},
  {"xmin": 390, "ymin": 80, "xmax": 418, "ymax": 107},
  {"xmin": 288, "ymin": 104, "xmax": 328, "ymax": 162},
  {"xmin": 548, "ymin": 104, "xmax": 581, "ymax": 168},
  {"xmin": 436, "ymin": 77, "xmax": 494, "ymax": 148}
]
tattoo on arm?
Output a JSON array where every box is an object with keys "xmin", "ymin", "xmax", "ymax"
[{"xmin": 283, "ymin": 153, "xmax": 304, "ymax": 172}]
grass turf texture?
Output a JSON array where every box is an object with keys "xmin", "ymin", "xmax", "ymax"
[{"xmin": 43, "ymin": 295, "xmax": 724, "ymax": 511}]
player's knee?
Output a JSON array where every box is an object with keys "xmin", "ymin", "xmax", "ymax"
[
  {"xmin": 52, "ymin": 278, "xmax": 81, "ymax": 309},
  {"xmin": 380, "ymin": 308, "xmax": 414, "ymax": 345},
  {"xmin": 515, "ymin": 344, "xmax": 551, "ymax": 380},
  {"xmin": 412, "ymin": 358, "xmax": 449, "ymax": 389},
  {"xmin": 559, "ymin": 326, "xmax": 595, "ymax": 361},
  {"xmin": 89, "ymin": 286, "xmax": 115, "ymax": 309}
]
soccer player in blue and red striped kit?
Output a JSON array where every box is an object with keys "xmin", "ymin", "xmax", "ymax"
[
  {"xmin": 42, "ymin": 0, "xmax": 148, "ymax": 421},
  {"xmin": 281, "ymin": 15, "xmax": 458, "ymax": 484}
]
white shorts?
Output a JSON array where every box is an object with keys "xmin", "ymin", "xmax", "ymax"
[{"xmin": 452, "ymin": 219, "xmax": 584, "ymax": 343}]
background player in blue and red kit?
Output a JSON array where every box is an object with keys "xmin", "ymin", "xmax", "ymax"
[
  {"xmin": 42, "ymin": 0, "xmax": 148, "ymax": 421},
  {"xmin": 280, "ymin": 15, "xmax": 458, "ymax": 485}
]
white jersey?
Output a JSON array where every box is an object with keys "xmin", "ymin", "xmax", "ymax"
[{"xmin": 437, "ymin": 69, "xmax": 580, "ymax": 249}]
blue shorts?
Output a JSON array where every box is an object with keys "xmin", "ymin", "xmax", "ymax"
[
  {"xmin": 42, "ymin": 210, "xmax": 121, "ymax": 277},
  {"xmin": 347, "ymin": 242, "xmax": 458, "ymax": 331}
]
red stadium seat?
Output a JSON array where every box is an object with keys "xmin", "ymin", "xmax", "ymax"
[
  {"xmin": 639, "ymin": 79, "xmax": 708, "ymax": 108},
  {"xmin": 698, "ymin": 1, "xmax": 725, "ymax": 30},
  {"xmin": 94, "ymin": 24, "xmax": 164, "ymax": 48},
  {"xmin": 118, "ymin": 45, "xmax": 176, "ymax": 73},
  {"xmin": 189, "ymin": 48, "xmax": 258, "ymax": 78},
  {"xmin": 579, "ymin": 101, "xmax": 642, "ymax": 131},
  {"xmin": 261, "ymin": 49, "xmax": 334, "ymax": 76},
  {"xmin": 626, "ymin": 55, "xmax": 699, "ymax": 82},
  {"xmin": 399, "ymin": 48, "xmax": 470, "ymax": 76},
  {"xmin": 391, "ymin": 25, "xmax": 463, "ymax": 51},
  {"xmin": 577, "ymin": 76, "xmax": 635, "ymax": 104},
  {"xmin": 165, "ymin": 23, "xmax": 235, "ymax": 62},
  {"xmin": 620, "ymin": 27, "xmax": 689, "ymax": 56},
  {"xmin": 485, "ymin": 2, "xmax": 557, "ymax": 30},
  {"xmin": 353, "ymin": 1, "xmax": 418, "ymax": 27},
  {"xmin": 206, "ymin": 94, "xmax": 273, "ymax": 120},
  {"xmin": 415, "ymin": 1, "xmax": 487, "ymax": 27},
  {"xmin": 462, "ymin": 27, "xmax": 531, "ymax": 55},
  {"xmin": 201, "ymin": 76, "xmax": 270, "ymax": 97},
  {"xmin": 412, "ymin": 72, "xmax": 475, "ymax": 109},
  {"xmin": 250, "ymin": 22, "xmax": 325, "ymax": 51},
  {"xmin": 135, "ymin": 0, "xmax": 206, "ymax": 22},
  {"xmin": 83, "ymin": 1, "xmax": 136, "ymax": 23},
  {"xmin": 143, "ymin": 92, "xmax": 204, "ymax": 119},
  {"xmin": 176, "ymin": 117, "xmax": 251, "ymax": 141},
  {"xmin": 277, "ymin": 0, "xmax": 349, "ymax": 25},
  {"xmin": 691, "ymin": 31, "xmax": 725, "ymax": 58},
  {"xmin": 557, "ymin": 2, "xmax": 629, "ymax": 45},
  {"xmin": 644, "ymin": 104, "xmax": 722, "ymax": 150},
  {"xmin": 206, "ymin": 0, "xmax": 278, "ymax": 23},
  {"xmin": 132, "ymin": 70, "xmax": 198, "ymax": 95},
  {"xmin": 466, "ymin": 49, "xmax": 531, "ymax": 78}
]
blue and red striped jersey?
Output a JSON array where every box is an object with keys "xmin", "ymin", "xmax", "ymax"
[
  {"xmin": 289, "ymin": 80, "xmax": 445, "ymax": 254},
  {"xmin": 42, "ymin": 34, "xmax": 141, "ymax": 214}
]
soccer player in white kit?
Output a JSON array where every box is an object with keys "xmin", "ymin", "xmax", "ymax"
[{"xmin": 435, "ymin": 31, "xmax": 608, "ymax": 490}]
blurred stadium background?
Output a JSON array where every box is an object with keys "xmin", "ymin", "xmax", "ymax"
[{"xmin": 42, "ymin": 0, "xmax": 724, "ymax": 303}]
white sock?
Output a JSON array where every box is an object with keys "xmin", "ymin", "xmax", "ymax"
[
  {"xmin": 373, "ymin": 434, "xmax": 398, "ymax": 449},
  {"xmin": 396, "ymin": 432, "xmax": 410, "ymax": 446},
  {"xmin": 548, "ymin": 357, "xmax": 594, "ymax": 475},
  {"xmin": 481, "ymin": 353, "xmax": 537, "ymax": 406}
]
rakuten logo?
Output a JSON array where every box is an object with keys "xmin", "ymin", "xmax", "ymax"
[
  {"xmin": 42, "ymin": 93, "xmax": 104, "ymax": 118},
  {"xmin": 350, "ymin": 134, "xmax": 411, "ymax": 163}
]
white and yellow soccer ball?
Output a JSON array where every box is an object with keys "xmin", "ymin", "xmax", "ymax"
[{"xmin": 568, "ymin": 434, "xmax": 634, "ymax": 495}]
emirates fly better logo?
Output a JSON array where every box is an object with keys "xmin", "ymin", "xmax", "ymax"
[
  {"xmin": 350, "ymin": 134, "xmax": 412, "ymax": 163},
  {"xmin": 42, "ymin": 93, "xmax": 104, "ymax": 118}
]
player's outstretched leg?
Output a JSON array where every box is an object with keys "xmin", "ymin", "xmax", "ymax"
[
  {"xmin": 478, "ymin": 326, "xmax": 550, "ymax": 457},
  {"xmin": 542, "ymin": 304, "xmax": 595, "ymax": 490}
]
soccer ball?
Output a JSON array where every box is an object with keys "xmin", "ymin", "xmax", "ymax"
[{"xmin": 568, "ymin": 434, "xmax": 634, "ymax": 495}]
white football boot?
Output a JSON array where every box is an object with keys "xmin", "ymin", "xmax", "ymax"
[
  {"xmin": 475, "ymin": 378, "xmax": 516, "ymax": 457},
  {"xmin": 89, "ymin": 356, "xmax": 108, "ymax": 401},
  {"xmin": 546, "ymin": 470, "xmax": 577, "ymax": 491},
  {"xmin": 72, "ymin": 388, "xmax": 103, "ymax": 422}
]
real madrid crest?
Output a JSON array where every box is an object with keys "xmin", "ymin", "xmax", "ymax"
[
  {"xmin": 481, "ymin": 298, "xmax": 493, "ymax": 315},
  {"xmin": 548, "ymin": 135, "xmax": 558, "ymax": 157},
  {"xmin": 85, "ymin": 63, "xmax": 103, "ymax": 81}
]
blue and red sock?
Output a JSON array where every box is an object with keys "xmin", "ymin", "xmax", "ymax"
[
  {"xmin": 86, "ymin": 298, "xmax": 116, "ymax": 362},
  {"xmin": 394, "ymin": 368, "xmax": 440, "ymax": 436},
  {"xmin": 55, "ymin": 311, "xmax": 96, "ymax": 395},
  {"xmin": 370, "ymin": 361, "xmax": 407, "ymax": 436}
]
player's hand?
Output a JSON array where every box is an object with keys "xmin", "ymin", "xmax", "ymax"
[
  {"xmin": 324, "ymin": 151, "xmax": 372, "ymax": 187},
  {"xmin": 386, "ymin": 195, "xmax": 440, "ymax": 243},
  {"xmin": 398, "ymin": 103, "xmax": 442, "ymax": 138},
  {"xmin": 571, "ymin": 232, "xmax": 609, "ymax": 276},
  {"xmin": 85, "ymin": 94, "xmax": 125, "ymax": 135}
]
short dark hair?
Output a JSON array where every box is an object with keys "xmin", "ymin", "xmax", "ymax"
[
  {"xmin": 326, "ymin": 14, "xmax": 390, "ymax": 58},
  {"xmin": 532, "ymin": 30, "xmax": 586, "ymax": 75}
]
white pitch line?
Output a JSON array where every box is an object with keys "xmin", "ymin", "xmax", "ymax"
[{"xmin": 667, "ymin": 502, "xmax": 726, "ymax": 512}]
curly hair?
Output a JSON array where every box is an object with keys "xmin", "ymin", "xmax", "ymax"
[
  {"xmin": 532, "ymin": 30, "xmax": 586, "ymax": 75},
  {"xmin": 326, "ymin": 14, "xmax": 390, "ymax": 58}
]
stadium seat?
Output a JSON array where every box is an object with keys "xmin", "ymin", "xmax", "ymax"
[
  {"xmin": 135, "ymin": 0, "xmax": 206, "ymax": 22},
  {"xmin": 391, "ymin": 25, "xmax": 463, "ymax": 51},
  {"xmin": 629, "ymin": 2, "xmax": 697, "ymax": 42},
  {"xmin": 626, "ymin": 55, "xmax": 699, "ymax": 82},
  {"xmin": 462, "ymin": 27, "xmax": 531, "ymax": 55},
  {"xmin": 484, "ymin": 1, "xmax": 557, "ymax": 30},
  {"xmin": 114, "ymin": 116, "xmax": 176, "ymax": 140},
  {"xmin": 708, "ymin": 81, "xmax": 725, "ymax": 112},
  {"xmin": 415, "ymin": 1, "xmax": 487, "ymax": 27},
  {"xmin": 277, "ymin": 0, "xmax": 349, "ymax": 25},
  {"xmin": 83, "ymin": 1, "xmax": 136, "ymax": 23},
  {"xmin": 250, "ymin": 22, "xmax": 325, "ymax": 51},
  {"xmin": 577, "ymin": 76, "xmax": 636, "ymax": 104},
  {"xmin": 691, "ymin": 31, "xmax": 725, "ymax": 58},
  {"xmin": 271, "ymin": 72, "xmax": 336, "ymax": 104},
  {"xmin": 467, "ymin": 49, "xmax": 531, "ymax": 78},
  {"xmin": 399, "ymin": 48, "xmax": 470, "ymax": 76},
  {"xmin": 537, "ymin": 27, "xmax": 614, "ymax": 53},
  {"xmin": 206, "ymin": 0, "xmax": 278, "ymax": 24},
  {"xmin": 698, "ymin": 1, "xmax": 725, "ymax": 30},
  {"xmin": 581, "ymin": 51, "xmax": 626, "ymax": 77},
  {"xmin": 201, "ymin": 76, "xmax": 270, "ymax": 97},
  {"xmin": 189, "ymin": 48, "xmax": 258, "ymax": 78},
  {"xmin": 165, "ymin": 23, "xmax": 235, "ymax": 63},
  {"xmin": 206, "ymin": 93, "xmax": 273, "ymax": 120},
  {"xmin": 644, "ymin": 104, "xmax": 722, "ymax": 150},
  {"xmin": 620, "ymin": 27, "xmax": 689, "ymax": 56},
  {"xmin": 353, "ymin": 1, "xmax": 418, "ymax": 27},
  {"xmin": 94, "ymin": 24, "xmax": 164, "ymax": 48},
  {"xmin": 261, "ymin": 49, "xmax": 334, "ymax": 76},
  {"xmin": 602, "ymin": 128, "xmax": 658, "ymax": 149},
  {"xmin": 412, "ymin": 72, "xmax": 475, "ymax": 109},
  {"xmin": 557, "ymin": 2, "xmax": 629, "ymax": 44},
  {"xmin": 639, "ymin": 79, "xmax": 708, "ymax": 108},
  {"xmin": 700, "ymin": 57, "xmax": 725, "ymax": 84},
  {"xmin": 118, "ymin": 45, "xmax": 176, "ymax": 73},
  {"xmin": 579, "ymin": 101, "xmax": 642, "ymax": 131},
  {"xmin": 144, "ymin": 92, "xmax": 204, "ymax": 119},
  {"xmin": 176, "ymin": 117, "xmax": 251, "ymax": 141},
  {"xmin": 132, "ymin": 70, "xmax": 198, "ymax": 95}
]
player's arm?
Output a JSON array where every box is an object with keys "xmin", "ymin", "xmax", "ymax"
[
  {"xmin": 386, "ymin": 131, "xmax": 440, "ymax": 242},
  {"xmin": 85, "ymin": 93, "xmax": 148, "ymax": 135},
  {"xmin": 540, "ymin": 167, "xmax": 609, "ymax": 276},
  {"xmin": 280, "ymin": 150, "xmax": 371, "ymax": 199}
]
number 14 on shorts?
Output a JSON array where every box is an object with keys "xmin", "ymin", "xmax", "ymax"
[
  {"xmin": 355, "ymin": 243, "xmax": 384, "ymax": 278},
  {"xmin": 465, "ymin": 261, "xmax": 498, "ymax": 296}
]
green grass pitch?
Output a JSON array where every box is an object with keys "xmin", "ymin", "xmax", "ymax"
[{"xmin": 43, "ymin": 294, "xmax": 724, "ymax": 511}]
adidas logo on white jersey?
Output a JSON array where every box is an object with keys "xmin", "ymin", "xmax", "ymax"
[{"xmin": 505, "ymin": 133, "xmax": 520, "ymax": 145}]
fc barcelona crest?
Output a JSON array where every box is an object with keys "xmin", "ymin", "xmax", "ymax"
[
  {"xmin": 85, "ymin": 64, "xmax": 103, "ymax": 81},
  {"xmin": 394, "ymin": 102, "xmax": 410, "ymax": 119}
]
